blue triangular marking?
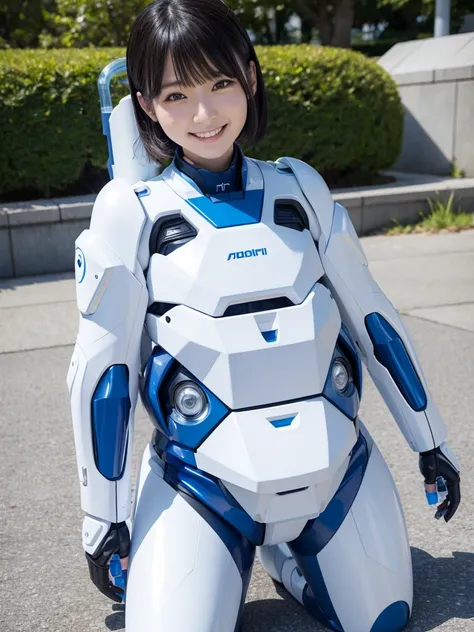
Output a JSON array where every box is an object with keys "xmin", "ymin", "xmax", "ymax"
[
  {"xmin": 270, "ymin": 416, "xmax": 295, "ymax": 428},
  {"xmin": 262, "ymin": 329, "xmax": 278, "ymax": 343}
]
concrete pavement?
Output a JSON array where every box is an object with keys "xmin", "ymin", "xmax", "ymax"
[{"xmin": 1, "ymin": 230, "xmax": 474, "ymax": 631}]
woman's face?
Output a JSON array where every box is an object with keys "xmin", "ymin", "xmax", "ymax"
[{"xmin": 137, "ymin": 52, "xmax": 256, "ymax": 171}]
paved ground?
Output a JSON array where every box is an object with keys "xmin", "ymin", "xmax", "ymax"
[{"xmin": 1, "ymin": 230, "xmax": 474, "ymax": 632}]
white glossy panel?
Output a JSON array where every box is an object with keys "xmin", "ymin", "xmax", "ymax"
[
  {"xmin": 149, "ymin": 282, "xmax": 340, "ymax": 409},
  {"xmin": 126, "ymin": 445, "xmax": 243, "ymax": 632},
  {"xmin": 318, "ymin": 440, "xmax": 413, "ymax": 632}
]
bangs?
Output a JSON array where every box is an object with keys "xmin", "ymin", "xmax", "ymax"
[
  {"xmin": 171, "ymin": 38, "xmax": 249, "ymax": 93},
  {"xmin": 142, "ymin": 21, "xmax": 252, "ymax": 99}
]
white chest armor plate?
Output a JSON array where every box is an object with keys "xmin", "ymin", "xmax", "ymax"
[{"xmin": 138, "ymin": 158, "xmax": 357, "ymax": 542}]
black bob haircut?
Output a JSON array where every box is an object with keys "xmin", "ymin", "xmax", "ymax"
[{"xmin": 127, "ymin": 0, "xmax": 268, "ymax": 163}]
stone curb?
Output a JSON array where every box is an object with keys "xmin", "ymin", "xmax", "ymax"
[{"xmin": 1, "ymin": 175, "xmax": 473, "ymax": 279}]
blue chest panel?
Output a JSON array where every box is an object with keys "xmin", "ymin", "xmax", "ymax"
[{"xmin": 186, "ymin": 188, "xmax": 264, "ymax": 228}]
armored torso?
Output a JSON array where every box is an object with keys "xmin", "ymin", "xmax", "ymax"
[{"xmin": 137, "ymin": 153, "xmax": 359, "ymax": 544}]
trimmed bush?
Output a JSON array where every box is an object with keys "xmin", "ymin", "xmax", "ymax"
[
  {"xmin": 0, "ymin": 48, "xmax": 126, "ymax": 198},
  {"xmin": 0, "ymin": 45, "xmax": 402, "ymax": 198},
  {"xmin": 250, "ymin": 45, "xmax": 403, "ymax": 186}
]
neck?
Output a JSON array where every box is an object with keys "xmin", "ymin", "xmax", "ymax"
[
  {"xmin": 173, "ymin": 144, "xmax": 243, "ymax": 196},
  {"xmin": 182, "ymin": 144, "xmax": 234, "ymax": 172}
]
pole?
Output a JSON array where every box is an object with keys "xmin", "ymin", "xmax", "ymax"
[{"xmin": 434, "ymin": 0, "xmax": 450, "ymax": 36}]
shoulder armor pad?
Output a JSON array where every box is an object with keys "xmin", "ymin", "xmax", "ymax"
[
  {"xmin": 74, "ymin": 230, "xmax": 124, "ymax": 315},
  {"xmin": 89, "ymin": 178, "xmax": 146, "ymax": 272},
  {"xmin": 275, "ymin": 157, "xmax": 334, "ymax": 246}
]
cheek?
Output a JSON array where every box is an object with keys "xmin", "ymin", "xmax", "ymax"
[
  {"xmin": 155, "ymin": 106, "xmax": 175, "ymax": 132},
  {"xmin": 222, "ymin": 91, "xmax": 247, "ymax": 123}
]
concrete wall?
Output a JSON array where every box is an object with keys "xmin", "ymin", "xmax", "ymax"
[
  {"xmin": 379, "ymin": 33, "xmax": 474, "ymax": 177},
  {"xmin": 1, "ymin": 175, "xmax": 473, "ymax": 279}
]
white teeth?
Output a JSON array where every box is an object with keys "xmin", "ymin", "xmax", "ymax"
[{"xmin": 194, "ymin": 126, "xmax": 223, "ymax": 138}]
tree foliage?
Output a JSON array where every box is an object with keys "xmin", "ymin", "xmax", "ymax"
[
  {"xmin": 41, "ymin": 0, "xmax": 150, "ymax": 47},
  {"xmin": 1, "ymin": 0, "xmax": 472, "ymax": 52}
]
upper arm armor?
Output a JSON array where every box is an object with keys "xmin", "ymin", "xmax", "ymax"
[
  {"xmin": 282, "ymin": 159, "xmax": 446, "ymax": 452},
  {"xmin": 69, "ymin": 178, "xmax": 149, "ymax": 522},
  {"xmin": 274, "ymin": 157, "xmax": 334, "ymax": 246}
]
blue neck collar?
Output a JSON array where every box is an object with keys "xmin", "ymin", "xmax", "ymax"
[{"xmin": 173, "ymin": 145, "xmax": 244, "ymax": 196}]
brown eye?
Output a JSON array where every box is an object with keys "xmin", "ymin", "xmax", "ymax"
[
  {"xmin": 165, "ymin": 93, "xmax": 185, "ymax": 102},
  {"xmin": 213, "ymin": 80, "xmax": 234, "ymax": 90}
]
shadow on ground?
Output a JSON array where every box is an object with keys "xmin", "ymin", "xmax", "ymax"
[{"xmin": 103, "ymin": 547, "xmax": 474, "ymax": 631}]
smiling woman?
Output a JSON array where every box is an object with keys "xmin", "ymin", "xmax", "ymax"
[
  {"xmin": 66, "ymin": 2, "xmax": 461, "ymax": 632},
  {"xmin": 136, "ymin": 54, "xmax": 255, "ymax": 170},
  {"xmin": 126, "ymin": 0, "xmax": 267, "ymax": 172}
]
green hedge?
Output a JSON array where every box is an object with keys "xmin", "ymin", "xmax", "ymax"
[
  {"xmin": 251, "ymin": 45, "xmax": 403, "ymax": 186},
  {"xmin": 0, "ymin": 45, "xmax": 402, "ymax": 198}
]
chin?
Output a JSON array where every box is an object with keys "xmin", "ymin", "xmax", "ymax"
[{"xmin": 189, "ymin": 141, "xmax": 235, "ymax": 159}]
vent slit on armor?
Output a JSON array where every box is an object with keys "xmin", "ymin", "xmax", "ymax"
[
  {"xmin": 274, "ymin": 199, "xmax": 309, "ymax": 232},
  {"xmin": 149, "ymin": 214, "xmax": 198, "ymax": 256}
]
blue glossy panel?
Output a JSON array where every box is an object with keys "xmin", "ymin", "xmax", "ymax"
[
  {"xmin": 365, "ymin": 313, "xmax": 427, "ymax": 411},
  {"xmin": 261, "ymin": 329, "xmax": 278, "ymax": 343},
  {"xmin": 187, "ymin": 188, "xmax": 264, "ymax": 228},
  {"xmin": 164, "ymin": 460, "xmax": 265, "ymax": 546},
  {"xmin": 101, "ymin": 112, "xmax": 114, "ymax": 180},
  {"xmin": 370, "ymin": 601, "xmax": 410, "ymax": 632},
  {"xmin": 154, "ymin": 433, "xmax": 197, "ymax": 468},
  {"xmin": 141, "ymin": 350, "xmax": 176, "ymax": 436},
  {"xmin": 302, "ymin": 575, "xmax": 344, "ymax": 632},
  {"xmin": 288, "ymin": 433, "xmax": 368, "ymax": 632},
  {"xmin": 269, "ymin": 416, "xmax": 295, "ymax": 428},
  {"xmin": 289, "ymin": 433, "xmax": 368, "ymax": 557},
  {"xmin": 91, "ymin": 365, "xmax": 131, "ymax": 480}
]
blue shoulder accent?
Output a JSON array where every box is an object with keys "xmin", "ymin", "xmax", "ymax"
[
  {"xmin": 370, "ymin": 601, "xmax": 410, "ymax": 632},
  {"xmin": 187, "ymin": 188, "xmax": 264, "ymax": 228},
  {"xmin": 365, "ymin": 313, "xmax": 427, "ymax": 411},
  {"xmin": 91, "ymin": 365, "xmax": 131, "ymax": 480},
  {"xmin": 164, "ymin": 459, "xmax": 265, "ymax": 546}
]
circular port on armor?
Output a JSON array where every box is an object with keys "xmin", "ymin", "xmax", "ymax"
[
  {"xmin": 331, "ymin": 357, "xmax": 352, "ymax": 394},
  {"xmin": 173, "ymin": 381, "xmax": 208, "ymax": 421}
]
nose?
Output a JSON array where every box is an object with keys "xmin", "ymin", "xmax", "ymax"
[{"xmin": 193, "ymin": 96, "xmax": 217, "ymax": 125}]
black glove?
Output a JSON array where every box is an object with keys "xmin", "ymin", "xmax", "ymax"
[
  {"xmin": 85, "ymin": 521, "xmax": 130, "ymax": 602},
  {"xmin": 419, "ymin": 445, "xmax": 460, "ymax": 522}
]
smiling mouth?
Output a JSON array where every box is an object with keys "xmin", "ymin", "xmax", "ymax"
[{"xmin": 189, "ymin": 124, "xmax": 227, "ymax": 139}]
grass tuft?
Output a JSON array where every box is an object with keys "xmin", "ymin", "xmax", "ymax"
[{"xmin": 386, "ymin": 192, "xmax": 474, "ymax": 235}]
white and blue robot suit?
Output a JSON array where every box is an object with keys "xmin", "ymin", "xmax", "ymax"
[{"xmin": 67, "ymin": 84, "xmax": 461, "ymax": 632}]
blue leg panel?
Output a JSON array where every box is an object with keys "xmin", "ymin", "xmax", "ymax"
[
  {"xmin": 300, "ymin": 564, "xmax": 344, "ymax": 632},
  {"xmin": 370, "ymin": 601, "xmax": 410, "ymax": 632},
  {"xmin": 287, "ymin": 432, "xmax": 370, "ymax": 632},
  {"xmin": 163, "ymin": 463, "xmax": 257, "ymax": 632}
]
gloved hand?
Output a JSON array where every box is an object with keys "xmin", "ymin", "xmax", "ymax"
[
  {"xmin": 85, "ymin": 521, "xmax": 130, "ymax": 602},
  {"xmin": 419, "ymin": 442, "xmax": 460, "ymax": 522}
]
